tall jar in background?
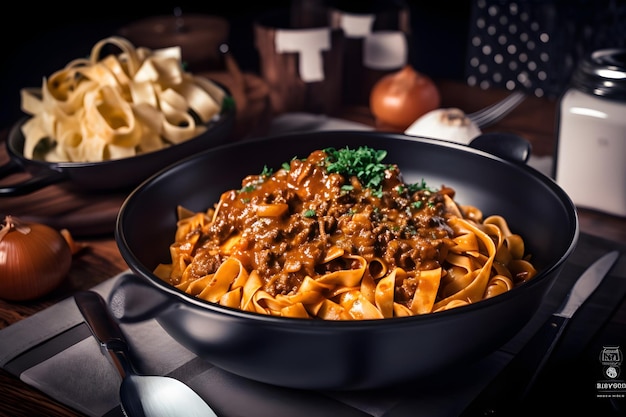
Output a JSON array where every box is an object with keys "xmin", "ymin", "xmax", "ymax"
[
  {"xmin": 554, "ymin": 49, "xmax": 626, "ymax": 217},
  {"xmin": 328, "ymin": 0, "xmax": 411, "ymax": 106},
  {"xmin": 254, "ymin": 5, "xmax": 344, "ymax": 116}
]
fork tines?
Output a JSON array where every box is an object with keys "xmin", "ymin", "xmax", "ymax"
[{"xmin": 468, "ymin": 91, "xmax": 527, "ymax": 128}]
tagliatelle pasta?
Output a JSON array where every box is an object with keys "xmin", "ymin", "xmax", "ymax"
[
  {"xmin": 154, "ymin": 146, "xmax": 538, "ymax": 320},
  {"xmin": 19, "ymin": 36, "xmax": 226, "ymax": 163}
]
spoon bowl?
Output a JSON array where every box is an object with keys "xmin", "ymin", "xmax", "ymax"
[{"xmin": 74, "ymin": 290, "xmax": 217, "ymax": 417}]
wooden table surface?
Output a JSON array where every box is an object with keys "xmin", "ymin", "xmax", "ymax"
[{"xmin": 1, "ymin": 79, "xmax": 625, "ymax": 417}]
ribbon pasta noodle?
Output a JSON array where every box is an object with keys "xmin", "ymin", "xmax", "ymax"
[
  {"xmin": 155, "ymin": 147, "xmax": 538, "ymax": 320},
  {"xmin": 19, "ymin": 36, "xmax": 225, "ymax": 163}
]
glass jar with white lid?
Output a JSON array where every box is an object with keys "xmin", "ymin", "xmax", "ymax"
[{"xmin": 555, "ymin": 48, "xmax": 626, "ymax": 217}]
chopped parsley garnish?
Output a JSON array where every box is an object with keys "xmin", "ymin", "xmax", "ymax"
[
  {"xmin": 323, "ymin": 146, "xmax": 392, "ymax": 197},
  {"xmin": 240, "ymin": 184, "xmax": 256, "ymax": 193},
  {"xmin": 303, "ymin": 209, "xmax": 316, "ymax": 218},
  {"xmin": 407, "ymin": 179, "xmax": 435, "ymax": 193},
  {"xmin": 239, "ymin": 165, "xmax": 274, "ymax": 193},
  {"xmin": 260, "ymin": 165, "xmax": 273, "ymax": 177},
  {"xmin": 272, "ymin": 146, "xmax": 436, "ymax": 198},
  {"xmin": 324, "ymin": 146, "xmax": 390, "ymax": 189}
]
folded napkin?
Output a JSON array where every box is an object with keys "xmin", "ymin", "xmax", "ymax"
[{"xmin": 1, "ymin": 233, "xmax": 624, "ymax": 417}]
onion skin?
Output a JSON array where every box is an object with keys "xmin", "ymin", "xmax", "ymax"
[
  {"xmin": 0, "ymin": 217, "xmax": 72, "ymax": 301},
  {"xmin": 369, "ymin": 65, "xmax": 441, "ymax": 131}
]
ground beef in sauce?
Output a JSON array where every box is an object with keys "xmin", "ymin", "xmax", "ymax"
[{"xmin": 175, "ymin": 149, "xmax": 457, "ymax": 306}]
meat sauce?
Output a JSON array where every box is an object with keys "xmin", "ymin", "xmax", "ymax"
[{"xmin": 182, "ymin": 149, "xmax": 457, "ymax": 306}]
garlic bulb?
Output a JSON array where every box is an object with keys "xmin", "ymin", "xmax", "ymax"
[{"xmin": 404, "ymin": 108, "xmax": 481, "ymax": 144}]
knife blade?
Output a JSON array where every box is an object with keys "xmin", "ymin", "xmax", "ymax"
[{"xmin": 460, "ymin": 250, "xmax": 620, "ymax": 417}]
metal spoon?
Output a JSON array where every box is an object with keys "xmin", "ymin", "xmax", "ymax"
[{"xmin": 74, "ymin": 290, "xmax": 218, "ymax": 417}]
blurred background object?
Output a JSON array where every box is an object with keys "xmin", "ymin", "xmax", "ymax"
[
  {"xmin": 201, "ymin": 52, "xmax": 272, "ymax": 140},
  {"xmin": 465, "ymin": 0, "xmax": 626, "ymax": 97},
  {"xmin": 118, "ymin": 10, "xmax": 230, "ymax": 72},
  {"xmin": 2, "ymin": 1, "xmax": 623, "ymax": 129},
  {"xmin": 554, "ymin": 48, "xmax": 626, "ymax": 217},
  {"xmin": 328, "ymin": 0, "xmax": 412, "ymax": 106},
  {"xmin": 116, "ymin": 8, "xmax": 272, "ymax": 140},
  {"xmin": 0, "ymin": 1, "xmax": 468, "ymax": 131},
  {"xmin": 254, "ymin": 7, "xmax": 344, "ymax": 116}
]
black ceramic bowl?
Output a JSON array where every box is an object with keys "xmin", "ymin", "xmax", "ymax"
[
  {"xmin": 0, "ymin": 97, "xmax": 235, "ymax": 197},
  {"xmin": 112, "ymin": 130, "xmax": 578, "ymax": 390}
]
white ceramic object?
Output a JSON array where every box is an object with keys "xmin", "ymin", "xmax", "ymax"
[{"xmin": 405, "ymin": 108, "xmax": 482, "ymax": 144}]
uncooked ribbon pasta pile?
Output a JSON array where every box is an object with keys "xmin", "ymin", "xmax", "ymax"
[{"xmin": 19, "ymin": 36, "xmax": 226, "ymax": 163}]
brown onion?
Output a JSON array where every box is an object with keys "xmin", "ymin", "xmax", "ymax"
[
  {"xmin": 369, "ymin": 65, "xmax": 441, "ymax": 131},
  {"xmin": 0, "ymin": 216, "xmax": 72, "ymax": 301}
]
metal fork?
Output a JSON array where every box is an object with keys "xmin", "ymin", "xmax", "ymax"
[{"xmin": 467, "ymin": 91, "xmax": 527, "ymax": 128}]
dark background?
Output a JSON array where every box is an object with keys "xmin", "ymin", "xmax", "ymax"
[
  {"xmin": 0, "ymin": 0, "xmax": 474, "ymax": 130},
  {"xmin": 1, "ymin": 0, "xmax": 623, "ymax": 131}
]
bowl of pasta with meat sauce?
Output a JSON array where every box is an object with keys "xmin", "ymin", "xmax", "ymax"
[{"xmin": 112, "ymin": 130, "xmax": 578, "ymax": 390}]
